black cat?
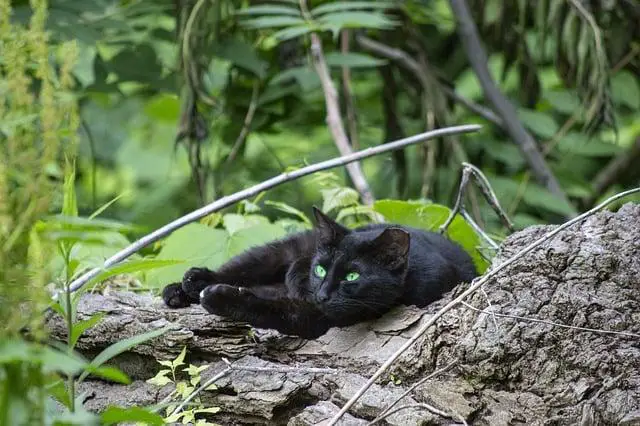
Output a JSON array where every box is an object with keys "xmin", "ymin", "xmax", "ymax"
[{"xmin": 162, "ymin": 207, "xmax": 477, "ymax": 339}]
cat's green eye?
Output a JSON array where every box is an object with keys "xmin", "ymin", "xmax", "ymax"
[
  {"xmin": 314, "ymin": 265, "xmax": 327, "ymax": 278},
  {"xmin": 345, "ymin": 272, "xmax": 360, "ymax": 282}
]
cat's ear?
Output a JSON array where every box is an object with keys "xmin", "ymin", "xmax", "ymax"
[
  {"xmin": 371, "ymin": 227, "xmax": 410, "ymax": 269},
  {"xmin": 312, "ymin": 206, "xmax": 349, "ymax": 245}
]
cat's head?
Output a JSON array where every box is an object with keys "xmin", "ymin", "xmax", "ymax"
[{"xmin": 308, "ymin": 207, "xmax": 410, "ymax": 323}]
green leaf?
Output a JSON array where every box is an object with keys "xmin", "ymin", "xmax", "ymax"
[
  {"xmin": 78, "ymin": 326, "xmax": 169, "ymax": 382},
  {"xmin": 522, "ymin": 184, "xmax": 578, "ymax": 217},
  {"xmin": 317, "ymin": 11, "xmax": 398, "ymax": 31},
  {"xmin": 544, "ymin": 90, "xmax": 581, "ymax": 115},
  {"xmin": 173, "ymin": 346, "xmax": 187, "ymax": 368},
  {"xmin": 373, "ymin": 200, "xmax": 490, "ymax": 273},
  {"xmin": 556, "ymin": 132, "xmax": 622, "ymax": 157},
  {"xmin": 73, "ymin": 43, "xmax": 97, "ymax": 87},
  {"xmin": 223, "ymin": 214, "xmax": 271, "ymax": 234},
  {"xmin": 265, "ymin": 200, "xmax": 312, "ymax": 226},
  {"xmin": 101, "ymin": 407, "xmax": 164, "ymax": 426},
  {"xmin": 39, "ymin": 215, "xmax": 138, "ymax": 234},
  {"xmin": 311, "ymin": 1, "xmax": 395, "ymax": 15},
  {"xmin": 236, "ymin": 4, "xmax": 301, "ymax": 16},
  {"xmin": 269, "ymin": 66, "xmax": 320, "ymax": 91},
  {"xmin": 611, "ymin": 70, "xmax": 640, "ymax": 110},
  {"xmin": 203, "ymin": 59, "xmax": 231, "ymax": 96},
  {"xmin": 271, "ymin": 25, "xmax": 313, "ymax": 42},
  {"xmin": 324, "ymin": 52, "xmax": 387, "ymax": 68},
  {"xmin": 86, "ymin": 258, "xmax": 183, "ymax": 287},
  {"xmin": 517, "ymin": 108, "xmax": 559, "ymax": 139},
  {"xmin": 62, "ymin": 160, "xmax": 78, "ymax": 218},
  {"xmin": 321, "ymin": 187, "xmax": 360, "ymax": 214},
  {"xmin": 146, "ymin": 224, "xmax": 230, "ymax": 288},
  {"xmin": 144, "ymin": 93, "xmax": 180, "ymax": 122},
  {"xmin": 184, "ymin": 364, "xmax": 209, "ymax": 377},
  {"xmin": 89, "ymin": 193, "xmax": 128, "ymax": 220},
  {"xmin": 226, "ymin": 224, "xmax": 288, "ymax": 258},
  {"xmin": 70, "ymin": 313, "xmax": 105, "ymax": 349},
  {"xmin": 213, "ymin": 38, "xmax": 269, "ymax": 78},
  {"xmin": 147, "ymin": 369, "xmax": 173, "ymax": 387},
  {"xmin": 90, "ymin": 365, "xmax": 131, "ymax": 384},
  {"xmin": 240, "ymin": 16, "xmax": 306, "ymax": 29}
]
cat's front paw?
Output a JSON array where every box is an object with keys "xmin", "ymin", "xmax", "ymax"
[
  {"xmin": 200, "ymin": 284, "xmax": 251, "ymax": 317},
  {"xmin": 162, "ymin": 282, "xmax": 194, "ymax": 308},
  {"xmin": 182, "ymin": 267, "xmax": 217, "ymax": 299}
]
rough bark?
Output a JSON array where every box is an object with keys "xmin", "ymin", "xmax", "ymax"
[{"xmin": 46, "ymin": 203, "xmax": 640, "ymax": 425}]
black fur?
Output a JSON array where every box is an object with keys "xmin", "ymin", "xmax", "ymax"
[{"xmin": 162, "ymin": 207, "xmax": 477, "ymax": 339}]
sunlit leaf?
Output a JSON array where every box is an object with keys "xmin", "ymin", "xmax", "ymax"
[
  {"xmin": 101, "ymin": 406, "xmax": 164, "ymax": 426},
  {"xmin": 70, "ymin": 313, "xmax": 105, "ymax": 348}
]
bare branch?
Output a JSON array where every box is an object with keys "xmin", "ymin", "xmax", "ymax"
[
  {"xmin": 369, "ymin": 403, "xmax": 467, "ymax": 426},
  {"xmin": 369, "ymin": 361, "xmax": 457, "ymax": 425},
  {"xmin": 355, "ymin": 35, "xmax": 504, "ymax": 128},
  {"xmin": 327, "ymin": 186, "xmax": 640, "ymax": 425},
  {"xmin": 440, "ymin": 162, "xmax": 514, "ymax": 235},
  {"xmin": 59, "ymin": 124, "xmax": 482, "ymax": 298},
  {"xmin": 226, "ymin": 81, "xmax": 260, "ymax": 165},
  {"xmin": 341, "ymin": 30, "xmax": 360, "ymax": 150},
  {"xmin": 461, "ymin": 301, "xmax": 640, "ymax": 339},
  {"xmin": 448, "ymin": 0, "xmax": 573, "ymax": 214},
  {"xmin": 587, "ymin": 136, "xmax": 640, "ymax": 206},
  {"xmin": 309, "ymin": 32, "xmax": 374, "ymax": 205}
]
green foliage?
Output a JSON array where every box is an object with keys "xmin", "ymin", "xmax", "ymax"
[
  {"xmin": 1, "ymin": 0, "xmax": 639, "ymax": 422},
  {"xmin": 147, "ymin": 347, "xmax": 221, "ymax": 425}
]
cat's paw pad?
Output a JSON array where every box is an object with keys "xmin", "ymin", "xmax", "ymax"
[
  {"xmin": 162, "ymin": 283, "xmax": 193, "ymax": 308},
  {"xmin": 200, "ymin": 284, "xmax": 248, "ymax": 316},
  {"xmin": 182, "ymin": 267, "xmax": 216, "ymax": 298}
]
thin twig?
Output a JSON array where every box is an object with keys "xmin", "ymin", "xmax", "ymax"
[
  {"xmin": 448, "ymin": 0, "xmax": 572, "ymax": 213},
  {"xmin": 369, "ymin": 361, "xmax": 457, "ymax": 425},
  {"xmin": 355, "ymin": 35, "xmax": 504, "ymax": 128},
  {"xmin": 226, "ymin": 81, "xmax": 260, "ymax": 165},
  {"xmin": 371, "ymin": 403, "xmax": 467, "ymax": 425},
  {"xmin": 327, "ymin": 187, "xmax": 640, "ymax": 425},
  {"xmin": 341, "ymin": 30, "xmax": 360, "ymax": 150},
  {"xmin": 440, "ymin": 162, "xmax": 514, "ymax": 236},
  {"xmin": 461, "ymin": 301, "xmax": 640, "ymax": 339},
  {"xmin": 170, "ymin": 367, "xmax": 232, "ymax": 416},
  {"xmin": 587, "ymin": 136, "xmax": 640, "ymax": 207},
  {"xmin": 300, "ymin": 0, "xmax": 373, "ymax": 205},
  {"xmin": 57, "ymin": 124, "xmax": 481, "ymax": 298},
  {"xmin": 460, "ymin": 209, "xmax": 498, "ymax": 250}
]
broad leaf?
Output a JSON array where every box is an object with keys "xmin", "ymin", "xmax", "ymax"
[
  {"xmin": 101, "ymin": 407, "xmax": 164, "ymax": 426},
  {"xmin": 70, "ymin": 313, "xmax": 105, "ymax": 349}
]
